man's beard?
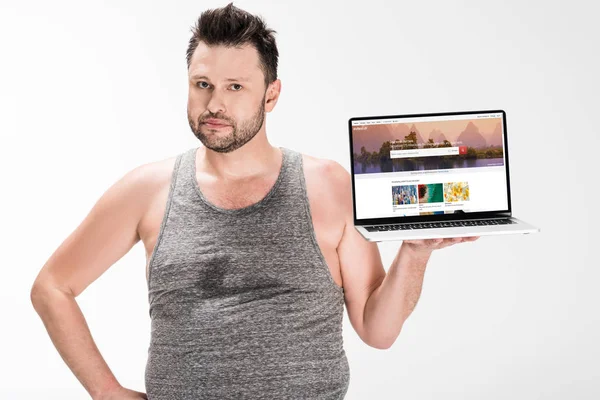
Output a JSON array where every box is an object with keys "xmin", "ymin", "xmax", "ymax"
[{"xmin": 188, "ymin": 94, "xmax": 266, "ymax": 154}]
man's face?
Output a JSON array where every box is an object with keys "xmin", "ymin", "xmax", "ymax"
[{"xmin": 187, "ymin": 42, "xmax": 275, "ymax": 153}]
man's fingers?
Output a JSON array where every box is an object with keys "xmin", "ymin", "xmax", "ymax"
[{"xmin": 405, "ymin": 236, "xmax": 479, "ymax": 250}]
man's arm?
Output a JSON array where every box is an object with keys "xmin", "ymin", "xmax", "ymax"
[
  {"xmin": 360, "ymin": 237, "xmax": 478, "ymax": 349},
  {"xmin": 361, "ymin": 242, "xmax": 433, "ymax": 349},
  {"xmin": 326, "ymin": 159, "xmax": 388, "ymax": 348},
  {"xmin": 30, "ymin": 161, "xmax": 164, "ymax": 399},
  {"xmin": 329, "ymin": 160, "xmax": 478, "ymax": 350}
]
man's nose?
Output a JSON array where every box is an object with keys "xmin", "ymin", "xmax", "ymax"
[{"xmin": 206, "ymin": 91, "xmax": 227, "ymax": 115}]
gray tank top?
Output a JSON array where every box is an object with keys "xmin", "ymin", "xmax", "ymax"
[{"xmin": 145, "ymin": 146, "xmax": 350, "ymax": 399}]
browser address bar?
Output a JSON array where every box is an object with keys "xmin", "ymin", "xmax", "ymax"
[{"xmin": 390, "ymin": 146, "xmax": 465, "ymax": 159}]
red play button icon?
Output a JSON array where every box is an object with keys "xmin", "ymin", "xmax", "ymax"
[{"xmin": 459, "ymin": 146, "xmax": 467, "ymax": 155}]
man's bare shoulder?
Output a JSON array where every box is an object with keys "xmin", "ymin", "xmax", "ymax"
[
  {"xmin": 131, "ymin": 154, "xmax": 180, "ymax": 230},
  {"xmin": 299, "ymin": 152, "xmax": 352, "ymax": 202},
  {"xmin": 112, "ymin": 156, "xmax": 177, "ymax": 239},
  {"xmin": 130, "ymin": 154, "xmax": 179, "ymax": 193}
]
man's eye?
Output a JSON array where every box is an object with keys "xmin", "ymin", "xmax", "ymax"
[{"xmin": 195, "ymin": 82, "xmax": 241, "ymax": 91}]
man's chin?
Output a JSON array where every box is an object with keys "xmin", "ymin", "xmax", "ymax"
[
  {"xmin": 209, "ymin": 145, "xmax": 237, "ymax": 153},
  {"xmin": 199, "ymin": 139, "xmax": 238, "ymax": 153}
]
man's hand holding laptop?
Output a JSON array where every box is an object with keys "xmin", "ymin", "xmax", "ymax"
[{"xmin": 402, "ymin": 235, "xmax": 480, "ymax": 256}]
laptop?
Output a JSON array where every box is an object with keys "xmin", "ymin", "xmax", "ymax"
[{"xmin": 348, "ymin": 109, "xmax": 540, "ymax": 242}]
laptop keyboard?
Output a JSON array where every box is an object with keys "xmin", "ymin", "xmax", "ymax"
[{"xmin": 364, "ymin": 218, "xmax": 515, "ymax": 232}]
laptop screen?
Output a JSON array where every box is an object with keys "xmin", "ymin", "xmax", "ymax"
[{"xmin": 350, "ymin": 110, "xmax": 510, "ymax": 221}]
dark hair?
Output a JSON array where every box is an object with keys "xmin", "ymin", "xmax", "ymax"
[{"xmin": 186, "ymin": 2, "xmax": 279, "ymax": 87}]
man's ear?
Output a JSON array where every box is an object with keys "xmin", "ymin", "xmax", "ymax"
[{"xmin": 265, "ymin": 79, "xmax": 281, "ymax": 112}]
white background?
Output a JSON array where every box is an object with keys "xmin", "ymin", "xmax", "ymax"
[{"xmin": 1, "ymin": 0, "xmax": 598, "ymax": 398}]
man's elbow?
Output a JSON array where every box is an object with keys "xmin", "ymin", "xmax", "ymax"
[
  {"xmin": 363, "ymin": 332, "xmax": 400, "ymax": 350},
  {"xmin": 30, "ymin": 279, "xmax": 73, "ymax": 310},
  {"xmin": 371, "ymin": 342, "xmax": 392, "ymax": 350},
  {"xmin": 30, "ymin": 280, "xmax": 52, "ymax": 310},
  {"xmin": 366, "ymin": 339, "xmax": 393, "ymax": 350}
]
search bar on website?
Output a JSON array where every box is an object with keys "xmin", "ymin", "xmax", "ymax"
[{"xmin": 390, "ymin": 146, "xmax": 466, "ymax": 158}]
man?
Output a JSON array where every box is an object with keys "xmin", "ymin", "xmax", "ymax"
[{"xmin": 30, "ymin": 3, "xmax": 478, "ymax": 399}]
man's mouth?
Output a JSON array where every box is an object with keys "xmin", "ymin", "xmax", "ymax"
[
  {"xmin": 202, "ymin": 119, "xmax": 231, "ymax": 129},
  {"xmin": 203, "ymin": 122, "xmax": 231, "ymax": 129}
]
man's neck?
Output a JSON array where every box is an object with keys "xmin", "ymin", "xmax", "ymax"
[{"xmin": 199, "ymin": 137, "xmax": 281, "ymax": 181}]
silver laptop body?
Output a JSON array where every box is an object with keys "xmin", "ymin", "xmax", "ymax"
[{"xmin": 349, "ymin": 109, "xmax": 539, "ymax": 242}]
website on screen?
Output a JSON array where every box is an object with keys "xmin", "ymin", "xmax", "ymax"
[{"xmin": 352, "ymin": 112, "xmax": 509, "ymax": 220}]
